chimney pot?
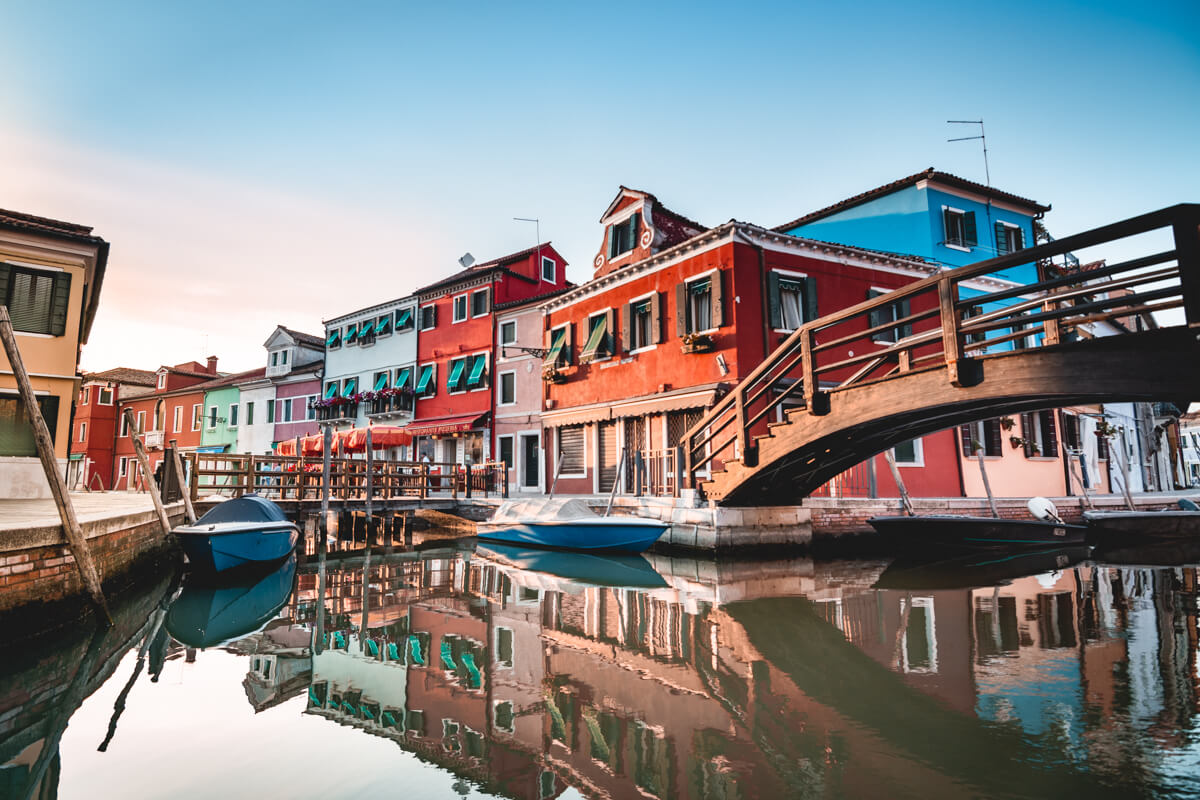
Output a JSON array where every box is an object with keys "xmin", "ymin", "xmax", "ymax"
[{"xmin": 206, "ymin": 356, "xmax": 218, "ymax": 373}]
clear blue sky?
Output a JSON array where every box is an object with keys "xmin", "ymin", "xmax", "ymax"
[{"xmin": 1, "ymin": 0, "xmax": 1196, "ymax": 371}]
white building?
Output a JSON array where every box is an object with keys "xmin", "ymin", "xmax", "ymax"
[{"xmin": 237, "ymin": 326, "xmax": 325, "ymax": 453}]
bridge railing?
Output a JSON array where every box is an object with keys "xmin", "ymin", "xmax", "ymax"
[{"xmin": 683, "ymin": 203, "xmax": 1200, "ymax": 491}]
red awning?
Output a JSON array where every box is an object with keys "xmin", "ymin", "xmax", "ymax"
[
  {"xmin": 404, "ymin": 413, "xmax": 489, "ymax": 437},
  {"xmin": 341, "ymin": 426, "xmax": 413, "ymax": 453},
  {"xmin": 275, "ymin": 439, "xmax": 297, "ymax": 456}
]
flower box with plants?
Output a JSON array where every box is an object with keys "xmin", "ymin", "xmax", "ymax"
[
  {"xmin": 681, "ymin": 332, "xmax": 715, "ymax": 354},
  {"xmin": 542, "ymin": 365, "xmax": 567, "ymax": 384}
]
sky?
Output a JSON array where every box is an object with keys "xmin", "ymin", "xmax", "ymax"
[{"xmin": 1, "ymin": 0, "xmax": 1197, "ymax": 373}]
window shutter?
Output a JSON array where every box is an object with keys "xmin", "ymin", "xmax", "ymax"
[
  {"xmin": 675, "ymin": 283, "xmax": 688, "ymax": 337},
  {"xmin": 431, "ymin": 305, "xmax": 437, "ymax": 326},
  {"xmin": 959, "ymin": 424, "xmax": 974, "ymax": 456},
  {"xmin": 943, "ymin": 208, "xmax": 956, "ymax": 244},
  {"xmin": 1014, "ymin": 227, "xmax": 1025, "ymax": 251},
  {"xmin": 995, "ymin": 221, "xmax": 1009, "ymax": 256},
  {"xmin": 803, "ymin": 277, "xmax": 818, "ymax": 324},
  {"xmin": 607, "ymin": 225, "xmax": 615, "ymax": 259},
  {"xmin": 964, "ymin": 212, "xmax": 978, "ymax": 246},
  {"xmin": 650, "ymin": 292, "xmax": 662, "ymax": 345},
  {"xmin": 767, "ymin": 272, "xmax": 782, "ymax": 329},
  {"xmin": 1020, "ymin": 413, "xmax": 1034, "ymax": 457},
  {"xmin": 711, "ymin": 269, "xmax": 725, "ymax": 328},
  {"xmin": 0, "ymin": 263, "xmax": 9, "ymax": 305},
  {"xmin": 543, "ymin": 326, "xmax": 551, "ymax": 351},
  {"xmin": 605, "ymin": 308, "xmax": 615, "ymax": 355},
  {"xmin": 630, "ymin": 214, "xmax": 640, "ymax": 249},
  {"xmin": 50, "ymin": 272, "xmax": 71, "ymax": 336},
  {"xmin": 867, "ymin": 289, "xmax": 883, "ymax": 332},
  {"xmin": 621, "ymin": 303, "xmax": 632, "ymax": 352},
  {"xmin": 987, "ymin": 419, "xmax": 1002, "ymax": 457},
  {"xmin": 565, "ymin": 322, "xmax": 574, "ymax": 365},
  {"xmin": 1043, "ymin": 411, "xmax": 1058, "ymax": 456},
  {"xmin": 899, "ymin": 298, "xmax": 912, "ymax": 339}
]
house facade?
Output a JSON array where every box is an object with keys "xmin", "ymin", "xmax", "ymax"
[
  {"xmin": 0, "ymin": 208, "xmax": 108, "ymax": 498},
  {"xmin": 72, "ymin": 367, "xmax": 155, "ymax": 490},
  {"xmin": 541, "ymin": 188, "xmax": 962, "ymax": 497},
  {"xmin": 408, "ymin": 244, "xmax": 569, "ymax": 465},
  {"xmin": 199, "ymin": 368, "xmax": 265, "ymax": 454},
  {"xmin": 1181, "ymin": 410, "xmax": 1200, "ymax": 487},
  {"xmin": 236, "ymin": 326, "xmax": 324, "ymax": 454}
]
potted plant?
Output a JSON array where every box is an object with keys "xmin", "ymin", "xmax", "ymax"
[
  {"xmin": 542, "ymin": 366, "xmax": 567, "ymax": 384},
  {"xmin": 999, "ymin": 416, "xmax": 1015, "ymax": 431},
  {"xmin": 681, "ymin": 332, "xmax": 715, "ymax": 354}
]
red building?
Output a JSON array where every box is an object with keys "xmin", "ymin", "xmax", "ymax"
[
  {"xmin": 409, "ymin": 244, "xmax": 569, "ymax": 464},
  {"xmin": 541, "ymin": 187, "xmax": 963, "ymax": 498},
  {"xmin": 71, "ymin": 368, "xmax": 156, "ymax": 490},
  {"xmin": 112, "ymin": 357, "xmax": 220, "ymax": 488}
]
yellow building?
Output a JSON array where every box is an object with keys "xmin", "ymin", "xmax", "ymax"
[{"xmin": 0, "ymin": 208, "xmax": 108, "ymax": 498}]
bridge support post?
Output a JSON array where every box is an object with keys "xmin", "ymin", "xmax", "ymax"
[
  {"xmin": 1174, "ymin": 213, "xmax": 1200, "ymax": 327},
  {"xmin": 938, "ymin": 277, "xmax": 966, "ymax": 386}
]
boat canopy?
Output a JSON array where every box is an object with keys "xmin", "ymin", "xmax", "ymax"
[
  {"xmin": 196, "ymin": 495, "xmax": 291, "ymax": 525},
  {"xmin": 490, "ymin": 498, "xmax": 599, "ymax": 523}
]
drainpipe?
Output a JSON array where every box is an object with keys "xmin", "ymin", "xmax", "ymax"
[{"xmin": 489, "ymin": 274, "xmax": 498, "ymax": 465}]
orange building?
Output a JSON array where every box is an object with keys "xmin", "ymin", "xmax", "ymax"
[{"xmin": 71, "ymin": 367, "xmax": 155, "ymax": 490}]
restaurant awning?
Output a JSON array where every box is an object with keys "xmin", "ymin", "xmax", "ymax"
[
  {"xmin": 405, "ymin": 413, "xmax": 489, "ymax": 437},
  {"xmin": 341, "ymin": 426, "xmax": 412, "ymax": 452},
  {"xmin": 275, "ymin": 439, "xmax": 297, "ymax": 456},
  {"xmin": 542, "ymin": 385, "xmax": 722, "ymax": 427}
]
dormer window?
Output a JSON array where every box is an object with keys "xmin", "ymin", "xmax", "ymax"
[
  {"xmin": 608, "ymin": 214, "xmax": 640, "ymax": 260},
  {"xmin": 157, "ymin": 372, "xmax": 167, "ymax": 390},
  {"xmin": 541, "ymin": 256, "xmax": 556, "ymax": 282}
]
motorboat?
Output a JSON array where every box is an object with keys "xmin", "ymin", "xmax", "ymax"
[
  {"xmin": 1084, "ymin": 498, "xmax": 1200, "ymax": 539},
  {"xmin": 869, "ymin": 498, "xmax": 1087, "ymax": 551},
  {"xmin": 165, "ymin": 554, "xmax": 297, "ymax": 648},
  {"xmin": 173, "ymin": 494, "xmax": 300, "ymax": 573},
  {"xmin": 874, "ymin": 546, "xmax": 1092, "ymax": 591},
  {"xmin": 476, "ymin": 499, "xmax": 669, "ymax": 553}
]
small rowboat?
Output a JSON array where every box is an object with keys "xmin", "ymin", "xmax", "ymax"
[
  {"xmin": 173, "ymin": 495, "xmax": 299, "ymax": 573},
  {"xmin": 1084, "ymin": 498, "xmax": 1200, "ymax": 539},
  {"xmin": 477, "ymin": 499, "xmax": 669, "ymax": 553},
  {"xmin": 868, "ymin": 514, "xmax": 1087, "ymax": 550}
]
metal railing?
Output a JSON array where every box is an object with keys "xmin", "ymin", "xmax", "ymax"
[{"xmin": 684, "ymin": 203, "xmax": 1200, "ymax": 494}]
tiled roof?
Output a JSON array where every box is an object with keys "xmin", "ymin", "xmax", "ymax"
[
  {"xmin": 280, "ymin": 326, "xmax": 324, "ymax": 349},
  {"xmin": 198, "ymin": 366, "xmax": 268, "ymax": 390},
  {"xmin": 0, "ymin": 208, "xmax": 104, "ymax": 243},
  {"xmin": 772, "ymin": 168, "xmax": 1051, "ymax": 232},
  {"xmin": 495, "ymin": 284, "xmax": 577, "ymax": 311},
  {"xmin": 82, "ymin": 367, "xmax": 157, "ymax": 386},
  {"xmin": 416, "ymin": 243, "xmax": 552, "ymax": 296}
]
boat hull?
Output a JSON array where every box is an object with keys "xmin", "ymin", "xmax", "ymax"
[
  {"xmin": 476, "ymin": 519, "xmax": 668, "ymax": 553},
  {"xmin": 165, "ymin": 554, "xmax": 297, "ymax": 648},
  {"xmin": 1083, "ymin": 510, "xmax": 1200, "ymax": 539},
  {"xmin": 174, "ymin": 521, "xmax": 300, "ymax": 573},
  {"xmin": 474, "ymin": 543, "xmax": 669, "ymax": 587},
  {"xmin": 869, "ymin": 514, "xmax": 1087, "ymax": 550},
  {"xmin": 875, "ymin": 546, "xmax": 1092, "ymax": 591}
]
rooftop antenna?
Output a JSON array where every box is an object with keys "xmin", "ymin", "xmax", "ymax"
[
  {"xmin": 513, "ymin": 217, "xmax": 541, "ymax": 277},
  {"xmin": 948, "ymin": 119, "xmax": 995, "ymax": 255}
]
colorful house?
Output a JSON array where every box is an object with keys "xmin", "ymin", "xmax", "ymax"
[
  {"xmin": 72, "ymin": 367, "xmax": 156, "ymax": 490},
  {"xmin": 237, "ymin": 325, "xmax": 324, "ymax": 454},
  {"xmin": 409, "ymin": 244, "xmax": 569, "ymax": 465},
  {"xmin": 200, "ymin": 368, "xmax": 266, "ymax": 454},
  {"xmin": 541, "ymin": 187, "xmax": 961, "ymax": 497},
  {"xmin": 0, "ymin": 208, "xmax": 108, "ymax": 498}
]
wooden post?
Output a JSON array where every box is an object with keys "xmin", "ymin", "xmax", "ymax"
[
  {"xmin": 673, "ymin": 445, "xmax": 683, "ymax": 498},
  {"xmin": 420, "ymin": 462, "xmax": 429, "ymax": 500},
  {"xmin": 1173, "ymin": 213, "xmax": 1200, "ymax": 327},
  {"xmin": 503, "ymin": 460, "xmax": 509, "ymax": 499},
  {"xmin": 122, "ymin": 407, "xmax": 172, "ymax": 537},
  {"xmin": 320, "ymin": 425, "xmax": 332, "ymax": 542},
  {"xmin": 293, "ymin": 436, "xmax": 302, "ymax": 500},
  {"xmin": 976, "ymin": 451, "xmax": 999, "ymax": 518},
  {"xmin": 0, "ymin": 307, "xmax": 111, "ymax": 624},
  {"xmin": 188, "ymin": 452, "xmax": 199, "ymax": 502},
  {"xmin": 170, "ymin": 440, "xmax": 197, "ymax": 524},
  {"xmin": 883, "ymin": 450, "xmax": 914, "ymax": 517},
  {"xmin": 938, "ymin": 277, "xmax": 965, "ymax": 386},
  {"xmin": 604, "ymin": 448, "xmax": 626, "ymax": 517},
  {"xmin": 244, "ymin": 454, "xmax": 256, "ymax": 496},
  {"xmin": 365, "ymin": 428, "xmax": 374, "ymax": 540},
  {"xmin": 734, "ymin": 388, "xmax": 756, "ymax": 467}
]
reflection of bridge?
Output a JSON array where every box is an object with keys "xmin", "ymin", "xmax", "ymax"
[{"xmin": 686, "ymin": 204, "xmax": 1200, "ymax": 504}]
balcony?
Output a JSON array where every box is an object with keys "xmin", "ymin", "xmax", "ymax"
[
  {"xmin": 144, "ymin": 430, "xmax": 164, "ymax": 450},
  {"xmin": 366, "ymin": 393, "xmax": 414, "ymax": 420},
  {"xmin": 316, "ymin": 401, "xmax": 359, "ymax": 423}
]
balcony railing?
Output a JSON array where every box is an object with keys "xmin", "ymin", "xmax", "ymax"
[
  {"xmin": 144, "ymin": 430, "xmax": 164, "ymax": 450},
  {"xmin": 316, "ymin": 402, "xmax": 358, "ymax": 422},
  {"xmin": 367, "ymin": 394, "xmax": 414, "ymax": 417}
]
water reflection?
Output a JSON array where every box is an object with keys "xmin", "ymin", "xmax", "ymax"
[{"xmin": 4, "ymin": 542, "xmax": 1200, "ymax": 799}]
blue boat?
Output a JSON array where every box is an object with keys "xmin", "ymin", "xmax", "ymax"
[
  {"xmin": 476, "ymin": 499, "xmax": 669, "ymax": 553},
  {"xmin": 165, "ymin": 554, "xmax": 297, "ymax": 648},
  {"xmin": 474, "ymin": 542, "xmax": 669, "ymax": 588},
  {"xmin": 173, "ymin": 495, "xmax": 299, "ymax": 573}
]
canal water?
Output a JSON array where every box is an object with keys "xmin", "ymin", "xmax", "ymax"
[{"xmin": 3, "ymin": 530, "xmax": 1200, "ymax": 799}]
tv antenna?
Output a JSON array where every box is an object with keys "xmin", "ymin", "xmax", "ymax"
[
  {"xmin": 513, "ymin": 217, "xmax": 542, "ymax": 276},
  {"xmin": 947, "ymin": 119, "xmax": 990, "ymax": 189}
]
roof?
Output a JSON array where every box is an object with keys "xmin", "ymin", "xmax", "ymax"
[
  {"xmin": 772, "ymin": 168, "xmax": 1051, "ymax": 232},
  {"xmin": 275, "ymin": 326, "xmax": 324, "ymax": 349},
  {"xmin": 495, "ymin": 284, "xmax": 576, "ymax": 312},
  {"xmin": 415, "ymin": 242, "xmax": 552, "ymax": 296},
  {"xmin": 189, "ymin": 366, "xmax": 268, "ymax": 392},
  {"xmin": 603, "ymin": 186, "xmax": 708, "ymax": 251},
  {"xmin": 82, "ymin": 367, "xmax": 156, "ymax": 387}
]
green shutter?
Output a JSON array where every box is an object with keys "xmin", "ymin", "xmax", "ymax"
[
  {"xmin": 324, "ymin": 382, "xmax": 338, "ymax": 399},
  {"xmin": 415, "ymin": 365, "xmax": 434, "ymax": 394},
  {"xmin": 963, "ymin": 212, "xmax": 978, "ymax": 246},
  {"xmin": 621, "ymin": 303, "xmax": 631, "ymax": 352},
  {"xmin": 50, "ymin": 272, "xmax": 71, "ymax": 336},
  {"xmin": 711, "ymin": 270, "xmax": 725, "ymax": 328},
  {"xmin": 675, "ymin": 283, "xmax": 688, "ymax": 336},
  {"xmin": 767, "ymin": 272, "xmax": 782, "ymax": 329},
  {"xmin": 373, "ymin": 372, "xmax": 388, "ymax": 391},
  {"xmin": 342, "ymin": 378, "xmax": 357, "ymax": 397},
  {"xmin": 543, "ymin": 328, "xmax": 566, "ymax": 367},
  {"xmin": 803, "ymin": 277, "xmax": 819, "ymax": 323},
  {"xmin": 326, "ymin": 330, "xmax": 340, "ymax": 347},
  {"xmin": 581, "ymin": 316, "xmax": 608, "ymax": 361},
  {"xmin": 995, "ymin": 221, "xmax": 1009, "ymax": 255},
  {"xmin": 629, "ymin": 214, "xmax": 640, "ymax": 249},
  {"xmin": 447, "ymin": 359, "xmax": 466, "ymax": 391},
  {"xmin": 394, "ymin": 367, "xmax": 412, "ymax": 389},
  {"xmin": 396, "ymin": 308, "xmax": 413, "ymax": 329},
  {"xmin": 0, "ymin": 263, "xmax": 9, "ymax": 306},
  {"xmin": 466, "ymin": 354, "xmax": 487, "ymax": 387}
]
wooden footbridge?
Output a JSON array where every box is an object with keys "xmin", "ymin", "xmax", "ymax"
[{"xmin": 685, "ymin": 204, "xmax": 1200, "ymax": 505}]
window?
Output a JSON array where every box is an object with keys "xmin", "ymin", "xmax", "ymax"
[
  {"xmin": 580, "ymin": 312, "xmax": 613, "ymax": 363},
  {"xmin": 344, "ymin": 322, "xmax": 359, "ymax": 345},
  {"xmin": 173, "ymin": 405, "xmax": 183, "ymax": 433},
  {"xmin": 960, "ymin": 419, "xmax": 1003, "ymax": 457},
  {"xmin": 136, "ymin": 410, "xmax": 146, "ymax": 434},
  {"xmin": 394, "ymin": 366, "xmax": 413, "ymax": 391},
  {"xmin": 228, "ymin": 404, "xmax": 239, "ymax": 428},
  {"xmin": 607, "ymin": 214, "xmax": 640, "ymax": 259},
  {"xmin": 541, "ymin": 256, "xmax": 556, "ymax": 282},
  {"xmin": 269, "ymin": 352, "xmax": 278, "ymax": 367},
  {"xmin": 79, "ymin": 386, "xmax": 89, "ymax": 405},
  {"xmin": 623, "ymin": 294, "xmax": 659, "ymax": 351},
  {"xmin": 245, "ymin": 402, "xmax": 255, "ymax": 426},
  {"xmin": 892, "ymin": 438, "xmax": 923, "ymax": 466},
  {"xmin": 499, "ymin": 371, "xmax": 516, "ymax": 405},
  {"xmin": 543, "ymin": 325, "xmax": 571, "ymax": 368},
  {"xmin": 942, "ymin": 207, "xmax": 977, "ymax": 249},
  {"xmin": 326, "ymin": 328, "xmax": 341, "ymax": 349},
  {"xmin": 1060, "ymin": 413, "xmax": 1081, "ymax": 451},
  {"xmin": 867, "ymin": 288, "xmax": 912, "ymax": 344},
  {"xmin": 208, "ymin": 406, "xmax": 218, "ymax": 429},
  {"xmin": 157, "ymin": 373, "xmax": 167, "ymax": 390},
  {"xmin": 280, "ymin": 398, "xmax": 292, "ymax": 423},
  {"xmin": 281, "ymin": 350, "xmax": 287, "ymax": 365},
  {"xmin": 1021, "ymin": 411, "xmax": 1058, "ymax": 458},
  {"xmin": 306, "ymin": 395, "xmax": 317, "ymax": 420},
  {"xmin": 374, "ymin": 313, "xmax": 392, "ymax": 337},
  {"xmin": 192, "ymin": 404, "xmax": 202, "ymax": 431},
  {"xmin": 396, "ymin": 307, "xmax": 415, "ymax": 332},
  {"xmin": 447, "ymin": 357, "xmax": 468, "ymax": 393},
  {"xmin": 558, "ymin": 426, "xmax": 585, "ymax": 475},
  {"xmin": 415, "ymin": 363, "xmax": 437, "ymax": 398},
  {"xmin": 494, "ymin": 700, "xmax": 515, "ymax": 733},
  {"xmin": 342, "ymin": 377, "xmax": 357, "ymax": 397},
  {"xmin": 498, "ymin": 435, "xmax": 514, "ymax": 470},
  {"xmin": 500, "ymin": 320, "xmax": 517, "ymax": 347},
  {"xmin": 768, "ymin": 272, "xmax": 817, "ymax": 332},
  {"xmin": 119, "ymin": 457, "xmax": 129, "ymax": 478},
  {"xmin": 453, "ymin": 294, "xmax": 469, "ymax": 323},
  {"xmin": 78, "ymin": 421, "xmax": 86, "ymax": 443},
  {"xmin": 471, "ymin": 289, "xmax": 490, "ymax": 318},
  {"xmin": 373, "ymin": 370, "xmax": 390, "ymax": 393},
  {"xmin": 0, "ymin": 263, "xmax": 71, "ymax": 335},
  {"xmin": 496, "ymin": 627, "xmax": 514, "ymax": 666},
  {"xmin": 120, "ymin": 410, "xmax": 130, "ymax": 438},
  {"xmin": 323, "ymin": 381, "xmax": 339, "ymax": 401},
  {"xmin": 98, "ymin": 387, "xmax": 114, "ymax": 405},
  {"xmin": 419, "ymin": 305, "xmax": 436, "ymax": 331},
  {"xmin": 995, "ymin": 222, "xmax": 1025, "ymax": 256},
  {"xmin": 466, "ymin": 353, "xmax": 488, "ymax": 390}
]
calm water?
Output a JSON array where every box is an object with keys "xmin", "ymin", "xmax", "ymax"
[{"xmin": 3, "ymin": 533, "xmax": 1200, "ymax": 799}]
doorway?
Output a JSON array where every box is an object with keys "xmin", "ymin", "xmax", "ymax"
[{"xmin": 519, "ymin": 433, "xmax": 540, "ymax": 490}]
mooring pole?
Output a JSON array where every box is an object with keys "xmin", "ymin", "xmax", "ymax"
[
  {"xmin": 0, "ymin": 307, "xmax": 111, "ymax": 624},
  {"xmin": 320, "ymin": 424, "xmax": 332, "ymax": 551},
  {"xmin": 365, "ymin": 427, "xmax": 374, "ymax": 538},
  {"xmin": 169, "ymin": 439, "xmax": 197, "ymax": 523},
  {"xmin": 123, "ymin": 407, "xmax": 172, "ymax": 537},
  {"xmin": 976, "ymin": 451, "xmax": 1000, "ymax": 518},
  {"xmin": 882, "ymin": 450, "xmax": 915, "ymax": 517}
]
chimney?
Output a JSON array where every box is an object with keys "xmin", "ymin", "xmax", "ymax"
[{"xmin": 206, "ymin": 356, "xmax": 218, "ymax": 374}]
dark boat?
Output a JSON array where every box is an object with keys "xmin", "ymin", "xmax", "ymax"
[
  {"xmin": 874, "ymin": 546, "xmax": 1092, "ymax": 591},
  {"xmin": 474, "ymin": 542, "xmax": 669, "ymax": 588},
  {"xmin": 173, "ymin": 495, "xmax": 299, "ymax": 573},
  {"xmin": 1084, "ymin": 499, "xmax": 1200, "ymax": 539},
  {"xmin": 165, "ymin": 554, "xmax": 297, "ymax": 648},
  {"xmin": 868, "ymin": 514, "xmax": 1087, "ymax": 550}
]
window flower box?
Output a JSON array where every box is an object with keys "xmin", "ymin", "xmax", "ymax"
[{"xmin": 681, "ymin": 332, "xmax": 715, "ymax": 354}]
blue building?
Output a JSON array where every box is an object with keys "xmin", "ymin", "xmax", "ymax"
[{"xmin": 774, "ymin": 168, "xmax": 1050, "ymax": 284}]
